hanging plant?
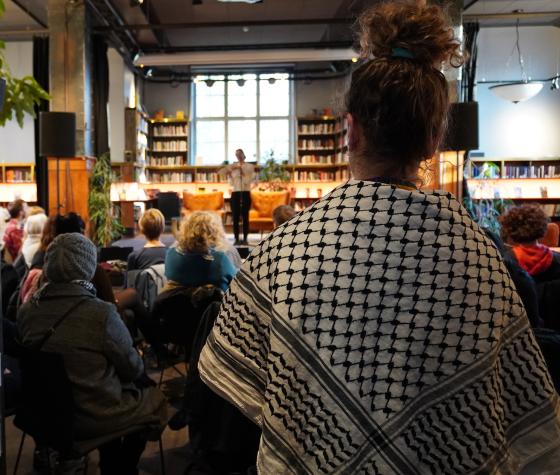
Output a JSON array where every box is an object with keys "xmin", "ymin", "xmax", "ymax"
[
  {"xmin": 0, "ymin": 0, "xmax": 50, "ymax": 127},
  {"xmin": 88, "ymin": 152, "xmax": 125, "ymax": 246}
]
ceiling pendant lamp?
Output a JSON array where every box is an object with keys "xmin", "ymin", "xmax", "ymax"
[{"xmin": 490, "ymin": 18, "xmax": 543, "ymax": 104}]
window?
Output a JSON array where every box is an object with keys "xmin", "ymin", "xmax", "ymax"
[{"xmin": 193, "ymin": 73, "xmax": 291, "ymax": 165}]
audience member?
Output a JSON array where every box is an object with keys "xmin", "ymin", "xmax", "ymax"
[
  {"xmin": 3, "ymin": 199, "xmax": 26, "ymax": 261},
  {"xmin": 198, "ymin": 2, "xmax": 560, "ymax": 472},
  {"xmin": 17, "ymin": 233, "xmax": 166, "ymax": 473},
  {"xmin": 165, "ymin": 212, "xmax": 236, "ymax": 291},
  {"xmin": 20, "ymin": 212, "xmax": 48, "ymax": 268},
  {"xmin": 272, "ymin": 205, "xmax": 296, "ymax": 228},
  {"xmin": 0, "ymin": 205, "xmax": 10, "ymax": 249},
  {"xmin": 207, "ymin": 212, "xmax": 243, "ymax": 269},
  {"xmin": 499, "ymin": 204, "xmax": 560, "ymax": 283},
  {"xmin": 127, "ymin": 209, "xmax": 167, "ymax": 272}
]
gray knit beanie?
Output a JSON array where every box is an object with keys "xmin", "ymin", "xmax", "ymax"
[{"xmin": 44, "ymin": 233, "xmax": 97, "ymax": 283}]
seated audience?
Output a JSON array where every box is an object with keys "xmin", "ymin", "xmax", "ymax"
[
  {"xmin": 127, "ymin": 209, "xmax": 167, "ymax": 272},
  {"xmin": 17, "ymin": 233, "xmax": 166, "ymax": 473},
  {"xmin": 272, "ymin": 204, "xmax": 297, "ymax": 228},
  {"xmin": 3, "ymin": 199, "xmax": 26, "ymax": 262},
  {"xmin": 198, "ymin": 2, "xmax": 560, "ymax": 472},
  {"xmin": 165, "ymin": 211, "xmax": 236, "ymax": 292},
  {"xmin": 20, "ymin": 211, "xmax": 48, "ymax": 269},
  {"xmin": 499, "ymin": 204, "xmax": 560, "ymax": 283}
]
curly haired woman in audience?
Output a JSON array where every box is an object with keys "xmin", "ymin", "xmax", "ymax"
[
  {"xmin": 499, "ymin": 204, "xmax": 560, "ymax": 283},
  {"xmin": 165, "ymin": 211, "xmax": 236, "ymax": 291},
  {"xmin": 199, "ymin": 1, "xmax": 560, "ymax": 473}
]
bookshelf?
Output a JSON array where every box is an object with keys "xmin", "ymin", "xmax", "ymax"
[
  {"xmin": 466, "ymin": 158, "xmax": 560, "ymax": 217},
  {"xmin": 297, "ymin": 116, "xmax": 348, "ymax": 165},
  {"xmin": 0, "ymin": 163, "xmax": 35, "ymax": 183},
  {"xmin": 146, "ymin": 118, "xmax": 189, "ymax": 183}
]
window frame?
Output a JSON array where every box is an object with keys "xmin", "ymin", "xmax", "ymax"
[{"xmin": 191, "ymin": 73, "xmax": 294, "ymax": 166}]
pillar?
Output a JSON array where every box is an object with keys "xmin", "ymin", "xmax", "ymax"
[{"xmin": 48, "ymin": 0, "xmax": 93, "ymax": 157}]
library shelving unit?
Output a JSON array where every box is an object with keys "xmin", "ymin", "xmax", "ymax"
[
  {"xmin": 0, "ymin": 163, "xmax": 35, "ymax": 183},
  {"xmin": 466, "ymin": 157, "xmax": 560, "ymax": 217},
  {"xmin": 124, "ymin": 108, "xmax": 148, "ymax": 179},
  {"xmin": 146, "ymin": 117, "xmax": 189, "ymax": 183}
]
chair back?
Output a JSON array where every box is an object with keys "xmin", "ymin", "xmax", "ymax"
[
  {"xmin": 14, "ymin": 348, "xmax": 76, "ymax": 453},
  {"xmin": 539, "ymin": 222, "xmax": 560, "ymax": 248},
  {"xmin": 152, "ymin": 284, "xmax": 223, "ymax": 359},
  {"xmin": 98, "ymin": 246, "xmax": 134, "ymax": 263},
  {"xmin": 250, "ymin": 190, "xmax": 290, "ymax": 218},
  {"xmin": 183, "ymin": 191, "xmax": 224, "ymax": 212},
  {"xmin": 126, "ymin": 263, "xmax": 167, "ymax": 312},
  {"xmin": 157, "ymin": 192, "xmax": 181, "ymax": 224}
]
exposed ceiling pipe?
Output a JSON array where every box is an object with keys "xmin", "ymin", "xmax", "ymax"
[
  {"xmin": 94, "ymin": 17, "xmax": 354, "ymax": 32},
  {"xmin": 11, "ymin": 0, "xmax": 47, "ymax": 28},
  {"xmin": 463, "ymin": 11, "xmax": 560, "ymax": 22},
  {"xmin": 0, "ymin": 28, "xmax": 48, "ymax": 37}
]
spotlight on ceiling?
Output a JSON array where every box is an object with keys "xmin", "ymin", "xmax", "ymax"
[
  {"xmin": 205, "ymin": 79, "xmax": 215, "ymax": 87},
  {"xmin": 236, "ymin": 79, "xmax": 246, "ymax": 87},
  {"xmin": 146, "ymin": 69, "xmax": 153, "ymax": 78},
  {"xmin": 130, "ymin": 0, "xmax": 144, "ymax": 5},
  {"xmin": 268, "ymin": 78, "xmax": 276, "ymax": 85}
]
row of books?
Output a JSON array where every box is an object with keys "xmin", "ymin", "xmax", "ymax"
[
  {"xmin": 195, "ymin": 172, "xmax": 225, "ymax": 182},
  {"xmin": 150, "ymin": 141, "xmax": 188, "ymax": 152},
  {"xmin": 152, "ymin": 125, "xmax": 188, "ymax": 137},
  {"xmin": 147, "ymin": 156, "xmax": 186, "ymax": 166},
  {"xmin": 504, "ymin": 164, "xmax": 560, "ymax": 179},
  {"xmin": 298, "ymin": 155, "xmax": 338, "ymax": 165},
  {"xmin": 298, "ymin": 139, "xmax": 336, "ymax": 150},
  {"xmin": 5, "ymin": 169, "xmax": 33, "ymax": 182},
  {"xmin": 146, "ymin": 172, "xmax": 193, "ymax": 183},
  {"xmin": 294, "ymin": 170, "xmax": 349, "ymax": 181},
  {"xmin": 298, "ymin": 123, "xmax": 339, "ymax": 134}
]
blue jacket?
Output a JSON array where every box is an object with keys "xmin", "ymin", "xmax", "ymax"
[{"xmin": 165, "ymin": 247, "xmax": 236, "ymax": 291}]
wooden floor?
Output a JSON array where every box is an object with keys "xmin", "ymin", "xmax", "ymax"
[{"xmin": 5, "ymin": 363, "xmax": 190, "ymax": 475}]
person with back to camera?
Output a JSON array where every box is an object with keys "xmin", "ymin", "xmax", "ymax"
[
  {"xmin": 17, "ymin": 233, "xmax": 167, "ymax": 474},
  {"xmin": 220, "ymin": 149, "xmax": 256, "ymax": 246},
  {"xmin": 499, "ymin": 204, "xmax": 560, "ymax": 283},
  {"xmin": 198, "ymin": 1, "xmax": 560, "ymax": 473}
]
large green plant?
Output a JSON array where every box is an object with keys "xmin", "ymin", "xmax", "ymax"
[
  {"xmin": 259, "ymin": 150, "xmax": 290, "ymax": 191},
  {"xmin": 89, "ymin": 153, "xmax": 124, "ymax": 246},
  {"xmin": 0, "ymin": 0, "xmax": 50, "ymax": 127}
]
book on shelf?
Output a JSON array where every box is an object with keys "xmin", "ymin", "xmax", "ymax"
[
  {"xmin": 146, "ymin": 171, "xmax": 192, "ymax": 183},
  {"xmin": 152, "ymin": 124, "xmax": 188, "ymax": 137},
  {"xmin": 504, "ymin": 164, "xmax": 560, "ymax": 179},
  {"xmin": 147, "ymin": 156, "xmax": 186, "ymax": 166},
  {"xmin": 294, "ymin": 171, "xmax": 337, "ymax": 181},
  {"xmin": 5, "ymin": 169, "xmax": 33, "ymax": 182},
  {"xmin": 298, "ymin": 154, "xmax": 336, "ymax": 165},
  {"xmin": 151, "ymin": 140, "xmax": 188, "ymax": 152},
  {"xmin": 298, "ymin": 139, "xmax": 335, "ymax": 150},
  {"xmin": 195, "ymin": 172, "xmax": 225, "ymax": 183},
  {"xmin": 298, "ymin": 123, "xmax": 336, "ymax": 134}
]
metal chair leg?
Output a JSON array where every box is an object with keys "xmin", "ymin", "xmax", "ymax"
[
  {"xmin": 158, "ymin": 437, "xmax": 166, "ymax": 475},
  {"xmin": 13, "ymin": 432, "xmax": 26, "ymax": 475}
]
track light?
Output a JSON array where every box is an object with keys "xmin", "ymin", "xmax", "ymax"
[
  {"xmin": 146, "ymin": 69, "xmax": 153, "ymax": 78},
  {"xmin": 236, "ymin": 79, "xmax": 246, "ymax": 87},
  {"xmin": 205, "ymin": 79, "xmax": 215, "ymax": 87},
  {"xmin": 268, "ymin": 78, "xmax": 276, "ymax": 85},
  {"xmin": 130, "ymin": 0, "xmax": 144, "ymax": 5}
]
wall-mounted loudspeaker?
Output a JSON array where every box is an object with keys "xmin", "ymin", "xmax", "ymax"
[
  {"xmin": 39, "ymin": 112, "xmax": 76, "ymax": 158},
  {"xmin": 442, "ymin": 102, "xmax": 479, "ymax": 152},
  {"xmin": 0, "ymin": 78, "xmax": 5, "ymax": 109}
]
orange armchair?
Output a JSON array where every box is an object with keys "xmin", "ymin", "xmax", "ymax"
[
  {"xmin": 182, "ymin": 191, "xmax": 225, "ymax": 220},
  {"xmin": 249, "ymin": 190, "xmax": 290, "ymax": 233},
  {"xmin": 540, "ymin": 222, "xmax": 560, "ymax": 248}
]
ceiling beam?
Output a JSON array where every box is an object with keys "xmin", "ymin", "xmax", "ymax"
[
  {"xmin": 139, "ymin": 40, "xmax": 354, "ymax": 55},
  {"xmin": 137, "ymin": 0, "xmax": 170, "ymax": 49},
  {"xmin": 94, "ymin": 17, "xmax": 354, "ymax": 32},
  {"xmin": 11, "ymin": 0, "xmax": 47, "ymax": 28},
  {"xmin": 463, "ymin": 11, "xmax": 560, "ymax": 22}
]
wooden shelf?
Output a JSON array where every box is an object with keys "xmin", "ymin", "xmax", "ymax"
[{"xmin": 150, "ymin": 118, "xmax": 188, "ymax": 124}]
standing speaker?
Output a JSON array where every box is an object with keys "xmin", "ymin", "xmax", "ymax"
[
  {"xmin": 443, "ymin": 102, "xmax": 479, "ymax": 151},
  {"xmin": 39, "ymin": 112, "xmax": 76, "ymax": 157}
]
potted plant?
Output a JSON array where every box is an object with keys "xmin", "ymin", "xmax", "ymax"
[
  {"xmin": 259, "ymin": 149, "xmax": 290, "ymax": 191},
  {"xmin": 88, "ymin": 152, "xmax": 124, "ymax": 246},
  {"xmin": 0, "ymin": 0, "xmax": 49, "ymax": 127}
]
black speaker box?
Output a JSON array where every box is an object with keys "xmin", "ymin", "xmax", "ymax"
[
  {"xmin": 39, "ymin": 112, "xmax": 76, "ymax": 157},
  {"xmin": 443, "ymin": 102, "xmax": 479, "ymax": 152},
  {"xmin": 0, "ymin": 78, "xmax": 5, "ymax": 109}
]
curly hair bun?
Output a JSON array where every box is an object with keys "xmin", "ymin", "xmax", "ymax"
[{"xmin": 359, "ymin": 0, "xmax": 463, "ymax": 68}]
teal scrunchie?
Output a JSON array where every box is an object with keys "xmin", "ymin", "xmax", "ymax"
[{"xmin": 392, "ymin": 47, "xmax": 415, "ymax": 59}]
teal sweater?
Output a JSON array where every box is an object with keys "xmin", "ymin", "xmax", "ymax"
[{"xmin": 165, "ymin": 247, "xmax": 236, "ymax": 291}]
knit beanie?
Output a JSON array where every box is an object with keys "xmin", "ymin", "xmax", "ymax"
[{"xmin": 44, "ymin": 233, "xmax": 97, "ymax": 283}]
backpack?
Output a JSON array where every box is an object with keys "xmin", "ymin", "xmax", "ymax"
[{"xmin": 126, "ymin": 263, "xmax": 167, "ymax": 312}]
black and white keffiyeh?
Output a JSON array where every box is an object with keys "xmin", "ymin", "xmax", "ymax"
[{"xmin": 199, "ymin": 180, "xmax": 560, "ymax": 474}]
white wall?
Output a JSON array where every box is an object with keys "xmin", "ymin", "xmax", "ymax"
[
  {"xmin": 295, "ymin": 76, "xmax": 348, "ymax": 117},
  {"xmin": 143, "ymin": 81, "xmax": 190, "ymax": 117},
  {"xmin": 0, "ymin": 41, "xmax": 35, "ymax": 164},
  {"xmin": 476, "ymin": 26, "xmax": 560, "ymax": 158}
]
